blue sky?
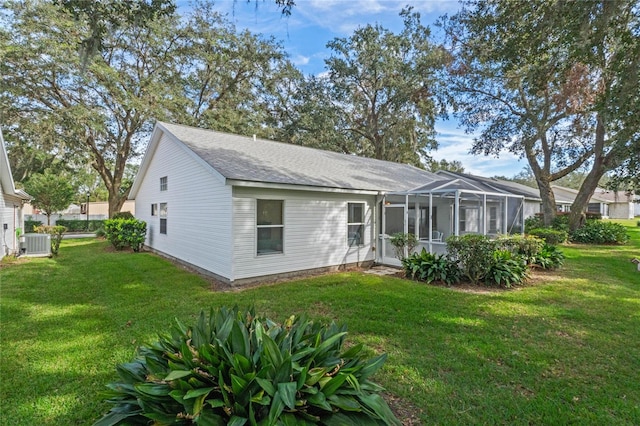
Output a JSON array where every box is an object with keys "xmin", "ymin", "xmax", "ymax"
[{"xmin": 179, "ymin": 0, "xmax": 526, "ymax": 177}]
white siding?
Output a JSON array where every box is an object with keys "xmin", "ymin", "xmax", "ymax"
[
  {"xmin": 232, "ymin": 187, "xmax": 375, "ymax": 281},
  {"xmin": 134, "ymin": 133, "xmax": 233, "ymax": 280},
  {"xmin": 609, "ymin": 202, "xmax": 634, "ymax": 220},
  {"xmin": 0, "ymin": 191, "xmax": 23, "ymax": 255},
  {"xmin": 523, "ymin": 200, "xmax": 540, "ymax": 219}
]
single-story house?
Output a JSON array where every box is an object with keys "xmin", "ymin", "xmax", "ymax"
[
  {"xmin": 1, "ymin": 129, "xmax": 32, "ymax": 256},
  {"xmin": 129, "ymin": 122, "xmax": 527, "ymax": 284},
  {"xmin": 552, "ymin": 185, "xmax": 636, "ymax": 219}
]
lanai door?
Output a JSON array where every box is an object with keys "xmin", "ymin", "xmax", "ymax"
[{"xmin": 380, "ymin": 204, "xmax": 404, "ymax": 266}]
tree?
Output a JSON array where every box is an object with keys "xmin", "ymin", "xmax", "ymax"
[
  {"xmin": 1, "ymin": 1, "xmax": 296, "ymax": 217},
  {"xmin": 171, "ymin": 3, "xmax": 300, "ymax": 138},
  {"xmin": 24, "ymin": 172, "xmax": 75, "ymax": 225},
  {"xmin": 426, "ymin": 158, "xmax": 465, "ymax": 173},
  {"xmin": 442, "ymin": 0, "xmax": 640, "ymax": 230},
  {"xmin": 280, "ymin": 8, "xmax": 445, "ymax": 166}
]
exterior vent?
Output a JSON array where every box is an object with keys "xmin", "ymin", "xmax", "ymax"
[{"xmin": 22, "ymin": 233, "xmax": 51, "ymax": 257}]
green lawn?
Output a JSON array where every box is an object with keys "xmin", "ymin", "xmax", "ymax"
[{"xmin": 1, "ymin": 221, "xmax": 639, "ymax": 424}]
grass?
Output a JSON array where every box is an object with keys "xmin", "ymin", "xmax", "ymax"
[{"xmin": 1, "ymin": 220, "xmax": 639, "ymax": 424}]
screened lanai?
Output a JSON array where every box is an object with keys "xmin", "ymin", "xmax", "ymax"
[{"xmin": 378, "ymin": 179, "xmax": 526, "ymax": 266}]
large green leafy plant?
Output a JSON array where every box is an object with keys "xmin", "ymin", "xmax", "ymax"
[{"xmin": 95, "ymin": 307, "xmax": 400, "ymax": 425}]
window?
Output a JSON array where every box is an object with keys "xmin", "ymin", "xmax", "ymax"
[
  {"xmin": 257, "ymin": 200, "xmax": 283, "ymax": 255},
  {"xmin": 347, "ymin": 203, "xmax": 365, "ymax": 246},
  {"xmin": 160, "ymin": 176, "xmax": 168, "ymax": 191},
  {"xmin": 159, "ymin": 203, "xmax": 167, "ymax": 234},
  {"xmin": 459, "ymin": 206, "xmax": 479, "ymax": 233},
  {"xmin": 151, "ymin": 203, "xmax": 158, "ymax": 216},
  {"xmin": 488, "ymin": 206, "xmax": 498, "ymax": 233}
]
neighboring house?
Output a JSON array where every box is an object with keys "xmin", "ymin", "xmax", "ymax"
[
  {"xmin": 1, "ymin": 129, "xmax": 32, "ymax": 256},
  {"xmin": 23, "ymin": 200, "xmax": 136, "ymax": 224},
  {"xmin": 130, "ymin": 122, "xmax": 527, "ymax": 284},
  {"xmin": 552, "ymin": 185, "xmax": 636, "ymax": 219}
]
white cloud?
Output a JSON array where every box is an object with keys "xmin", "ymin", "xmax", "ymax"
[
  {"xmin": 291, "ymin": 54, "xmax": 310, "ymax": 66},
  {"xmin": 433, "ymin": 123, "xmax": 526, "ymax": 177}
]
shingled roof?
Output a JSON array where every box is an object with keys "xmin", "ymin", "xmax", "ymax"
[{"xmin": 144, "ymin": 122, "xmax": 444, "ymax": 193}]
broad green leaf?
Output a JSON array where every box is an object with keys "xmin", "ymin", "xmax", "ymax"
[
  {"xmin": 231, "ymin": 374, "xmax": 249, "ymax": 395},
  {"xmin": 307, "ymin": 392, "xmax": 332, "ymax": 411},
  {"xmin": 305, "ymin": 367, "xmax": 328, "ymax": 386},
  {"xmin": 164, "ymin": 370, "xmax": 192, "ymax": 381},
  {"xmin": 134, "ymin": 383, "xmax": 171, "ymax": 398},
  {"xmin": 268, "ymin": 390, "xmax": 285, "ymax": 426},
  {"xmin": 261, "ymin": 333, "xmax": 283, "ymax": 367},
  {"xmin": 320, "ymin": 373, "xmax": 348, "ymax": 397},
  {"xmin": 277, "ymin": 382, "xmax": 297, "ymax": 410},
  {"xmin": 357, "ymin": 393, "xmax": 402, "ymax": 425},
  {"xmin": 184, "ymin": 387, "xmax": 215, "ymax": 399},
  {"xmin": 358, "ymin": 354, "xmax": 387, "ymax": 380},
  {"xmin": 194, "ymin": 409, "xmax": 226, "ymax": 426},
  {"xmin": 255, "ymin": 377, "xmax": 276, "ymax": 396},
  {"xmin": 227, "ymin": 416, "xmax": 248, "ymax": 426},
  {"xmin": 327, "ymin": 394, "xmax": 360, "ymax": 411}
]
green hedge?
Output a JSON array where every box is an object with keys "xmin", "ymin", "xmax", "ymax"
[
  {"xmin": 103, "ymin": 218, "xmax": 147, "ymax": 252},
  {"xmin": 527, "ymin": 228, "xmax": 568, "ymax": 245},
  {"xmin": 569, "ymin": 221, "xmax": 629, "ymax": 244},
  {"xmin": 23, "ymin": 220, "xmax": 42, "ymax": 233},
  {"xmin": 55, "ymin": 219, "xmax": 105, "ymax": 232}
]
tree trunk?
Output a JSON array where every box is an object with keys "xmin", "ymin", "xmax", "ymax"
[
  {"xmin": 568, "ymin": 115, "xmax": 609, "ymax": 231},
  {"xmin": 568, "ymin": 166, "xmax": 606, "ymax": 232},
  {"xmin": 108, "ymin": 191, "xmax": 128, "ymax": 218},
  {"xmin": 536, "ymin": 177, "xmax": 557, "ymax": 226}
]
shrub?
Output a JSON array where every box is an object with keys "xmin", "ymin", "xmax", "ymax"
[
  {"xmin": 446, "ymin": 234, "xmax": 495, "ymax": 285},
  {"xmin": 569, "ymin": 221, "xmax": 629, "ymax": 244},
  {"xmin": 389, "ymin": 232, "xmax": 418, "ymax": 260},
  {"xmin": 527, "ymin": 228, "xmax": 568, "ymax": 245},
  {"xmin": 95, "ymin": 227, "xmax": 106, "ymax": 239},
  {"xmin": 95, "ymin": 306, "xmax": 400, "ymax": 426},
  {"xmin": 402, "ymin": 248, "xmax": 461, "ymax": 286},
  {"xmin": 103, "ymin": 218, "xmax": 147, "ymax": 251},
  {"xmin": 533, "ymin": 244, "xmax": 565, "ymax": 270},
  {"xmin": 112, "ymin": 211, "xmax": 134, "ymax": 220},
  {"xmin": 486, "ymin": 250, "xmax": 528, "ymax": 288},
  {"xmin": 55, "ymin": 219, "xmax": 105, "ymax": 232},
  {"xmin": 524, "ymin": 216, "xmax": 544, "ymax": 233},
  {"xmin": 495, "ymin": 234, "xmax": 544, "ymax": 265},
  {"xmin": 24, "ymin": 219, "xmax": 42, "ymax": 233},
  {"xmin": 34, "ymin": 225, "xmax": 66, "ymax": 255}
]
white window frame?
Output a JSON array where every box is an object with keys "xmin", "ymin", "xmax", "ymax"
[
  {"xmin": 159, "ymin": 202, "xmax": 167, "ymax": 234},
  {"xmin": 347, "ymin": 202, "xmax": 365, "ymax": 246},
  {"xmin": 151, "ymin": 203, "xmax": 158, "ymax": 216},
  {"xmin": 160, "ymin": 176, "xmax": 168, "ymax": 191},
  {"xmin": 256, "ymin": 199, "xmax": 284, "ymax": 256}
]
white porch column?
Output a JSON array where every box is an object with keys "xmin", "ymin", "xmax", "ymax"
[
  {"xmin": 404, "ymin": 194, "xmax": 409, "ymax": 258},
  {"xmin": 454, "ymin": 191, "xmax": 460, "ymax": 236},
  {"xmin": 381, "ymin": 195, "xmax": 386, "ymax": 261},
  {"xmin": 503, "ymin": 195, "xmax": 508, "ymax": 235},
  {"xmin": 429, "ymin": 193, "xmax": 433, "ymax": 253},
  {"xmin": 482, "ymin": 194, "xmax": 487, "ymax": 235}
]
